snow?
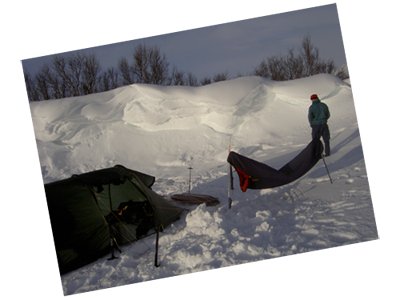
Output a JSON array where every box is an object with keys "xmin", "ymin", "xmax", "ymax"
[{"xmin": 27, "ymin": 73, "xmax": 378, "ymax": 295}]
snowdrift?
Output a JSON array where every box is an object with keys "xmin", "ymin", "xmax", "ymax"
[
  {"xmin": 29, "ymin": 74, "xmax": 377, "ymax": 295},
  {"xmin": 30, "ymin": 74, "xmax": 352, "ymax": 186}
]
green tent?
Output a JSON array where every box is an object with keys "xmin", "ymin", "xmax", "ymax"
[{"xmin": 44, "ymin": 165, "xmax": 183, "ymax": 274}]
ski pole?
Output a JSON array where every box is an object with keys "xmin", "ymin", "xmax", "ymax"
[
  {"xmin": 154, "ymin": 227, "xmax": 160, "ymax": 267},
  {"xmin": 321, "ymin": 155, "xmax": 333, "ymax": 184}
]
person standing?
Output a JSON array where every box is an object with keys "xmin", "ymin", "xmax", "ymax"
[{"xmin": 308, "ymin": 94, "xmax": 331, "ymax": 156}]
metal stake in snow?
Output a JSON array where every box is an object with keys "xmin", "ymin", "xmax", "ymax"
[
  {"xmin": 228, "ymin": 164, "xmax": 233, "ymax": 209},
  {"xmin": 227, "ymin": 135, "xmax": 233, "ymax": 209},
  {"xmin": 188, "ymin": 166, "xmax": 193, "ymax": 193}
]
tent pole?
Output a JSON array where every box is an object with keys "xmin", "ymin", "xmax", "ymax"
[
  {"xmin": 321, "ymin": 155, "xmax": 333, "ymax": 184},
  {"xmin": 227, "ymin": 135, "xmax": 234, "ymax": 209},
  {"xmin": 188, "ymin": 166, "xmax": 193, "ymax": 193},
  {"xmin": 228, "ymin": 164, "xmax": 233, "ymax": 209},
  {"xmin": 154, "ymin": 227, "xmax": 160, "ymax": 267}
]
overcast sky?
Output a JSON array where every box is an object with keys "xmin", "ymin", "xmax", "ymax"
[{"xmin": 21, "ymin": 4, "xmax": 346, "ymax": 80}]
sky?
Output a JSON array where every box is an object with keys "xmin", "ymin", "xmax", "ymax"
[{"xmin": 21, "ymin": 4, "xmax": 346, "ymax": 80}]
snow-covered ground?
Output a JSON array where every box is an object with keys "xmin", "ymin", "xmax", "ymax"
[{"xmin": 29, "ymin": 74, "xmax": 378, "ymax": 295}]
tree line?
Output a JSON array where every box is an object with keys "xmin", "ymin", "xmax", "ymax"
[
  {"xmin": 254, "ymin": 36, "xmax": 348, "ymax": 80},
  {"xmin": 24, "ymin": 36, "xmax": 348, "ymax": 102}
]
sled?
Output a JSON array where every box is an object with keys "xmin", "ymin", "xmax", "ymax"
[{"xmin": 171, "ymin": 193, "xmax": 220, "ymax": 206}]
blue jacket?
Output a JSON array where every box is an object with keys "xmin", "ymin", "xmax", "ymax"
[{"xmin": 308, "ymin": 100, "xmax": 330, "ymax": 126}]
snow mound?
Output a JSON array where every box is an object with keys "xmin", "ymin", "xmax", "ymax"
[{"xmin": 30, "ymin": 74, "xmax": 353, "ymax": 184}]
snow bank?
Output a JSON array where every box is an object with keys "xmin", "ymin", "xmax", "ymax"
[{"xmin": 30, "ymin": 74, "xmax": 354, "ymax": 184}]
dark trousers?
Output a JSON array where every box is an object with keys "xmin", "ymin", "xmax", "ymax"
[{"xmin": 312, "ymin": 124, "xmax": 330, "ymax": 156}]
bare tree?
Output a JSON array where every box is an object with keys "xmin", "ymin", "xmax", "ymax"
[
  {"xmin": 254, "ymin": 60, "xmax": 269, "ymax": 78},
  {"xmin": 267, "ymin": 56, "xmax": 286, "ymax": 81},
  {"xmin": 67, "ymin": 54, "xmax": 85, "ymax": 96},
  {"xmin": 27, "ymin": 53, "xmax": 103, "ymax": 101},
  {"xmin": 52, "ymin": 56, "xmax": 71, "ymax": 98},
  {"xmin": 170, "ymin": 67, "xmax": 185, "ymax": 85},
  {"xmin": 169, "ymin": 68, "xmax": 198, "ymax": 86},
  {"xmin": 335, "ymin": 64, "xmax": 349, "ymax": 80},
  {"xmin": 186, "ymin": 72, "xmax": 198, "ymax": 86},
  {"xmin": 316, "ymin": 59, "xmax": 335, "ymax": 74},
  {"xmin": 118, "ymin": 57, "xmax": 133, "ymax": 85},
  {"xmin": 133, "ymin": 44, "xmax": 150, "ymax": 83},
  {"xmin": 213, "ymin": 72, "xmax": 229, "ymax": 82},
  {"xmin": 132, "ymin": 44, "xmax": 169, "ymax": 84},
  {"xmin": 82, "ymin": 54, "xmax": 101, "ymax": 94},
  {"xmin": 200, "ymin": 77, "xmax": 212, "ymax": 85},
  {"xmin": 285, "ymin": 49, "xmax": 304, "ymax": 79},
  {"xmin": 149, "ymin": 47, "xmax": 169, "ymax": 84},
  {"xmin": 99, "ymin": 67, "xmax": 120, "ymax": 91},
  {"xmin": 24, "ymin": 72, "xmax": 39, "ymax": 101},
  {"xmin": 35, "ymin": 65, "xmax": 52, "ymax": 100},
  {"xmin": 254, "ymin": 35, "xmax": 338, "ymax": 81},
  {"xmin": 301, "ymin": 35, "xmax": 320, "ymax": 76}
]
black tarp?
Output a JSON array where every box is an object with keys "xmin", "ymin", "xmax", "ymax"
[{"xmin": 227, "ymin": 139, "xmax": 323, "ymax": 191}]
